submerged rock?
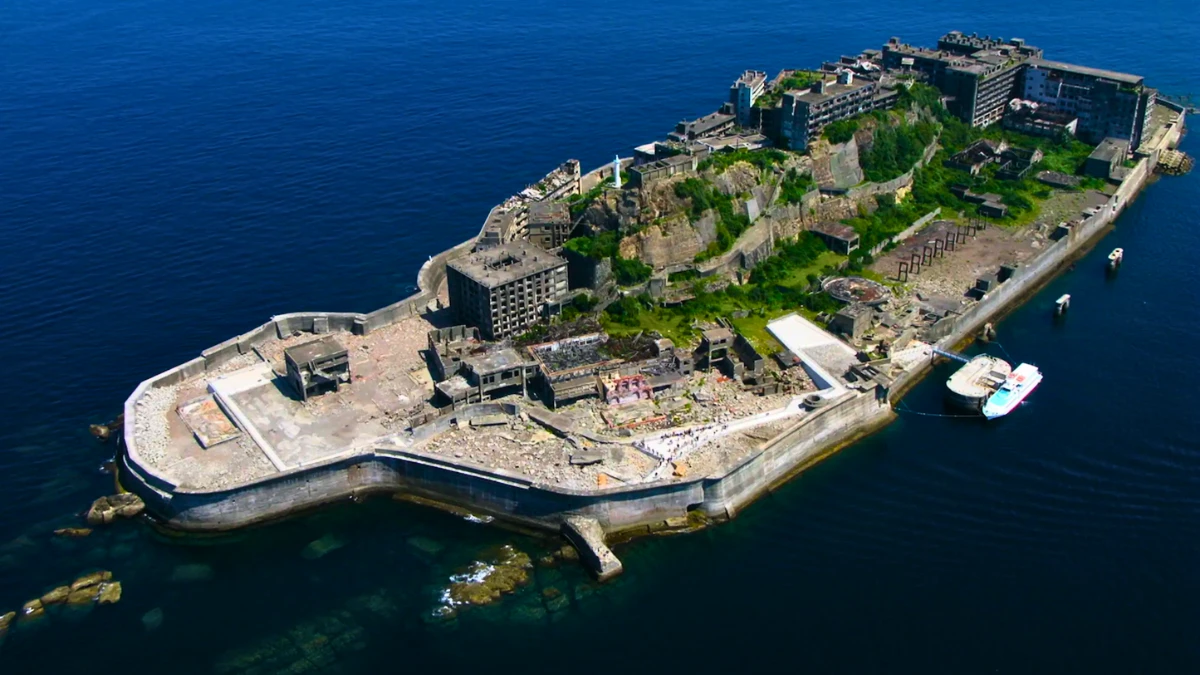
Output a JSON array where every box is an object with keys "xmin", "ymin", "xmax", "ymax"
[
  {"xmin": 86, "ymin": 493, "xmax": 144, "ymax": 525},
  {"xmin": 0, "ymin": 611, "xmax": 15, "ymax": 635},
  {"xmin": 53, "ymin": 528, "xmax": 93, "ymax": 538},
  {"xmin": 169, "ymin": 563, "xmax": 214, "ymax": 583},
  {"xmin": 142, "ymin": 608, "xmax": 164, "ymax": 632},
  {"xmin": 301, "ymin": 534, "xmax": 346, "ymax": 560},
  {"xmin": 89, "ymin": 414, "xmax": 123, "ymax": 441},
  {"xmin": 406, "ymin": 536, "xmax": 444, "ymax": 557},
  {"xmin": 555, "ymin": 545, "xmax": 580, "ymax": 562}
]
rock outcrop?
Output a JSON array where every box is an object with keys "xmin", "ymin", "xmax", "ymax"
[
  {"xmin": 86, "ymin": 493, "xmax": 145, "ymax": 525},
  {"xmin": 443, "ymin": 545, "xmax": 533, "ymax": 609}
]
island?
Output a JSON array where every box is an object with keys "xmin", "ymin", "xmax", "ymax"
[{"xmin": 117, "ymin": 31, "xmax": 1188, "ymax": 580}]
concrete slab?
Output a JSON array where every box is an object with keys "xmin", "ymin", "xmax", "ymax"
[{"xmin": 176, "ymin": 396, "xmax": 241, "ymax": 448}]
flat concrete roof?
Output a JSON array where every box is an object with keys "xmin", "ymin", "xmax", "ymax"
[
  {"xmin": 284, "ymin": 336, "xmax": 347, "ymax": 365},
  {"xmin": 1028, "ymin": 59, "xmax": 1143, "ymax": 86},
  {"xmin": 527, "ymin": 200, "xmax": 570, "ymax": 225},
  {"xmin": 767, "ymin": 313, "xmax": 858, "ymax": 389},
  {"xmin": 448, "ymin": 241, "xmax": 567, "ymax": 289},
  {"xmin": 462, "ymin": 346, "xmax": 534, "ymax": 375},
  {"xmin": 1090, "ymin": 137, "xmax": 1130, "ymax": 163}
]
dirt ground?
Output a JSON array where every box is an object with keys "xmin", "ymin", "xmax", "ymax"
[{"xmin": 871, "ymin": 188, "xmax": 1113, "ymax": 306}]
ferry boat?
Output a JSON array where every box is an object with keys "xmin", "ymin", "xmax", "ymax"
[{"xmin": 981, "ymin": 363, "xmax": 1042, "ymax": 420}]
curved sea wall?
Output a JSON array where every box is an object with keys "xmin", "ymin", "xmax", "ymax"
[{"xmin": 121, "ymin": 386, "xmax": 889, "ymax": 533}]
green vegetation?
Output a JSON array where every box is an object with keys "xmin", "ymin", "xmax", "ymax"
[
  {"xmin": 562, "ymin": 230, "xmax": 652, "ymax": 287},
  {"xmin": 566, "ymin": 181, "xmax": 606, "ymax": 218},
  {"xmin": 777, "ymin": 168, "xmax": 816, "ymax": 205},
  {"xmin": 859, "ymin": 116, "xmax": 939, "ymax": 183},
  {"xmin": 698, "ymin": 148, "xmax": 787, "ymax": 174},
  {"xmin": 823, "ymin": 119, "xmax": 859, "ymax": 144},
  {"xmin": 602, "ymin": 233, "xmax": 843, "ymax": 350},
  {"xmin": 563, "ymin": 230, "xmax": 619, "ymax": 259},
  {"xmin": 611, "ymin": 256, "xmax": 652, "ymax": 286},
  {"xmin": 754, "ymin": 71, "xmax": 823, "ymax": 109},
  {"xmin": 779, "ymin": 71, "xmax": 822, "ymax": 92},
  {"xmin": 673, "ymin": 178, "xmax": 753, "ymax": 263},
  {"xmin": 560, "ymin": 294, "xmax": 599, "ymax": 322}
]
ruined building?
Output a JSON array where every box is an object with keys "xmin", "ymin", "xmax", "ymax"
[
  {"xmin": 1020, "ymin": 60, "xmax": 1155, "ymax": 148},
  {"xmin": 883, "ymin": 32, "xmax": 1043, "ymax": 127},
  {"xmin": 779, "ymin": 71, "xmax": 894, "ymax": 151},
  {"xmin": 526, "ymin": 201, "xmax": 573, "ymax": 250},
  {"xmin": 882, "ymin": 31, "xmax": 1153, "ymax": 145},
  {"xmin": 447, "ymin": 242, "xmax": 569, "ymax": 340},
  {"xmin": 727, "ymin": 69, "xmax": 767, "ymax": 127}
]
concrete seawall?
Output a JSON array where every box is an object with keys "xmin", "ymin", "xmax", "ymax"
[{"xmin": 121, "ymin": 389, "xmax": 889, "ymax": 535}]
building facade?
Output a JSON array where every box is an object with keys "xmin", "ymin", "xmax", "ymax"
[
  {"xmin": 447, "ymin": 242, "xmax": 569, "ymax": 340},
  {"xmin": 1021, "ymin": 60, "xmax": 1155, "ymax": 147},
  {"xmin": 729, "ymin": 70, "xmax": 767, "ymax": 127},
  {"xmin": 526, "ymin": 201, "xmax": 572, "ymax": 250},
  {"xmin": 882, "ymin": 33, "xmax": 1041, "ymax": 128},
  {"xmin": 780, "ymin": 72, "xmax": 880, "ymax": 150}
]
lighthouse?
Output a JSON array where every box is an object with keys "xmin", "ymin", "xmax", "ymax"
[{"xmin": 612, "ymin": 155, "xmax": 622, "ymax": 189}]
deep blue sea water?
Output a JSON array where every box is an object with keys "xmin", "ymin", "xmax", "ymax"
[{"xmin": 3, "ymin": 0, "xmax": 1200, "ymax": 672}]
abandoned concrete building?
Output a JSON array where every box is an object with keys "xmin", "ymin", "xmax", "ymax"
[
  {"xmin": 727, "ymin": 69, "xmax": 768, "ymax": 126},
  {"xmin": 526, "ymin": 201, "xmax": 573, "ymax": 250},
  {"xmin": 698, "ymin": 327, "xmax": 765, "ymax": 382},
  {"xmin": 428, "ymin": 326, "xmax": 540, "ymax": 407},
  {"xmin": 283, "ymin": 337, "xmax": 351, "ymax": 401},
  {"xmin": 447, "ymin": 241, "xmax": 570, "ymax": 340},
  {"xmin": 1021, "ymin": 60, "xmax": 1155, "ymax": 147},
  {"xmin": 811, "ymin": 222, "xmax": 861, "ymax": 255},
  {"xmin": 526, "ymin": 333, "xmax": 689, "ymax": 409},
  {"xmin": 1085, "ymin": 137, "xmax": 1131, "ymax": 179},
  {"xmin": 830, "ymin": 304, "xmax": 873, "ymax": 341},
  {"xmin": 669, "ymin": 111, "xmax": 737, "ymax": 142},
  {"xmin": 779, "ymin": 71, "xmax": 886, "ymax": 150},
  {"xmin": 944, "ymin": 139, "xmax": 1043, "ymax": 179},
  {"xmin": 883, "ymin": 33, "xmax": 1043, "ymax": 128}
]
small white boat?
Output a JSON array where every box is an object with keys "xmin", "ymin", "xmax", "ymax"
[
  {"xmin": 1108, "ymin": 248, "xmax": 1124, "ymax": 268},
  {"xmin": 982, "ymin": 363, "xmax": 1042, "ymax": 420}
]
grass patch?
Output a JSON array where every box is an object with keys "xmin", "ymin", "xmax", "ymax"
[{"xmin": 698, "ymin": 148, "xmax": 787, "ymax": 174}]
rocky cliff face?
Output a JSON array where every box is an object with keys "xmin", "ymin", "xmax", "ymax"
[
  {"xmin": 618, "ymin": 213, "xmax": 716, "ymax": 269},
  {"xmin": 809, "ymin": 137, "xmax": 864, "ymax": 190}
]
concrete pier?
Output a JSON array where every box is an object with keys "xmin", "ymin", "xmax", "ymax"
[{"xmin": 563, "ymin": 516, "xmax": 624, "ymax": 581}]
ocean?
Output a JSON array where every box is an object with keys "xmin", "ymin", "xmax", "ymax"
[{"xmin": 1, "ymin": 0, "xmax": 1199, "ymax": 672}]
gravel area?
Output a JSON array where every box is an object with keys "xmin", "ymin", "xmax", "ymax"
[
  {"xmin": 131, "ymin": 382, "xmax": 182, "ymax": 467},
  {"xmin": 418, "ymin": 417, "xmax": 657, "ymax": 490}
]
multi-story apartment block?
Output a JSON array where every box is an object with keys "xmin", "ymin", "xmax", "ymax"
[
  {"xmin": 780, "ymin": 71, "xmax": 880, "ymax": 150},
  {"xmin": 447, "ymin": 242, "xmax": 569, "ymax": 340},
  {"xmin": 882, "ymin": 33, "xmax": 1041, "ymax": 127},
  {"xmin": 728, "ymin": 70, "xmax": 767, "ymax": 127},
  {"xmin": 526, "ymin": 201, "xmax": 572, "ymax": 250},
  {"xmin": 1021, "ymin": 60, "xmax": 1155, "ymax": 147}
]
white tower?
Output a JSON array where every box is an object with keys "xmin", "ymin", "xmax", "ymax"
[{"xmin": 612, "ymin": 155, "xmax": 622, "ymax": 189}]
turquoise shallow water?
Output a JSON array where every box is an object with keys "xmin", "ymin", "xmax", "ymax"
[{"xmin": 2, "ymin": 0, "xmax": 1200, "ymax": 672}]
